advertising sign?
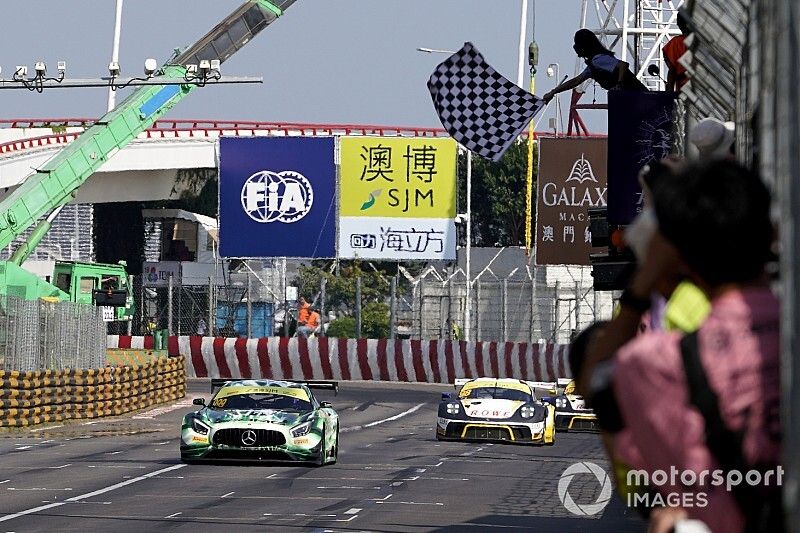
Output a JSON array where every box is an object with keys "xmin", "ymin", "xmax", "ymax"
[
  {"xmin": 607, "ymin": 90, "xmax": 675, "ymax": 225},
  {"xmin": 535, "ymin": 137, "xmax": 608, "ymax": 266},
  {"xmin": 142, "ymin": 261, "xmax": 180, "ymax": 287},
  {"xmin": 218, "ymin": 137, "xmax": 336, "ymax": 258},
  {"xmin": 339, "ymin": 137, "xmax": 457, "ymax": 260}
]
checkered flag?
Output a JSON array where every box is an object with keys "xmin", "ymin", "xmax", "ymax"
[{"xmin": 428, "ymin": 42, "xmax": 544, "ymax": 162}]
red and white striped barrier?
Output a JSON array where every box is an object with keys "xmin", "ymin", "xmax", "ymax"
[{"xmin": 107, "ymin": 335, "xmax": 571, "ymax": 383}]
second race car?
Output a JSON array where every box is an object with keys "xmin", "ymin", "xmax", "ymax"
[
  {"xmin": 536, "ymin": 379, "xmax": 599, "ymax": 431},
  {"xmin": 436, "ymin": 378, "xmax": 555, "ymax": 445},
  {"xmin": 181, "ymin": 379, "xmax": 339, "ymax": 465}
]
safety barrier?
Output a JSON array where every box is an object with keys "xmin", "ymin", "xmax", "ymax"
[
  {"xmin": 0, "ymin": 356, "xmax": 186, "ymax": 428},
  {"xmin": 108, "ymin": 335, "xmax": 570, "ymax": 383}
]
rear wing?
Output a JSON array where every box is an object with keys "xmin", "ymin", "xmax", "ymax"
[
  {"xmin": 211, "ymin": 378, "xmax": 232, "ymax": 392},
  {"xmin": 526, "ymin": 381, "xmax": 558, "ymax": 397},
  {"xmin": 211, "ymin": 378, "xmax": 338, "ymax": 395},
  {"xmin": 301, "ymin": 381, "xmax": 339, "ymax": 395}
]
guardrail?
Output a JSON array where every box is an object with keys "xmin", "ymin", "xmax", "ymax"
[
  {"xmin": 108, "ymin": 335, "xmax": 570, "ymax": 383},
  {"xmin": 0, "ymin": 356, "xmax": 186, "ymax": 428}
]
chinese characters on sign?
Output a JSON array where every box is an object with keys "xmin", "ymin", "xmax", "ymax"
[
  {"xmin": 535, "ymin": 137, "xmax": 608, "ymax": 266},
  {"xmin": 339, "ymin": 137, "xmax": 457, "ymax": 260}
]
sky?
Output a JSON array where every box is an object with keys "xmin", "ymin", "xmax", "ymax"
[{"xmin": 1, "ymin": 1, "xmax": 609, "ymax": 133}]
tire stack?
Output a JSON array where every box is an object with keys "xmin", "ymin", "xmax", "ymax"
[{"xmin": 0, "ymin": 356, "xmax": 186, "ymax": 428}]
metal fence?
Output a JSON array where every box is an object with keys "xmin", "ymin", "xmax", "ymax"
[
  {"xmin": 124, "ymin": 262, "xmax": 615, "ymax": 344},
  {"xmin": 0, "ymin": 296, "xmax": 106, "ymax": 372},
  {"xmin": 405, "ymin": 267, "xmax": 615, "ymax": 344}
]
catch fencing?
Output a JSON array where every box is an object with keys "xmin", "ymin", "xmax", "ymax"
[
  {"xmin": 0, "ymin": 296, "xmax": 106, "ymax": 372},
  {"xmin": 120, "ymin": 262, "xmax": 615, "ymax": 345}
]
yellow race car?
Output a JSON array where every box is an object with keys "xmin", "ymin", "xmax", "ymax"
[{"xmin": 436, "ymin": 378, "xmax": 556, "ymax": 445}]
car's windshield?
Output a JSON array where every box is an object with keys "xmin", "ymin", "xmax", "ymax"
[
  {"xmin": 460, "ymin": 387, "xmax": 532, "ymax": 402},
  {"xmin": 210, "ymin": 393, "xmax": 313, "ymax": 412}
]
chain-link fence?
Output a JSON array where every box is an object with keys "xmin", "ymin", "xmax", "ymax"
[
  {"xmin": 405, "ymin": 266, "xmax": 615, "ymax": 344},
  {"xmin": 0, "ymin": 296, "xmax": 106, "ymax": 371}
]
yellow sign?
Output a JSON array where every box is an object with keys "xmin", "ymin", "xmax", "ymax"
[
  {"xmin": 340, "ymin": 137, "xmax": 457, "ymax": 218},
  {"xmin": 214, "ymin": 386, "xmax": 309, "ymax": 401}
]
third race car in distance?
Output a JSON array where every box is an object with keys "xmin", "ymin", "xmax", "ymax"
[
  {"xmin": 436, "ymin": 378, "xmax": 556, "ymax": 445},
  {"xmin": 181, "ymin": 379, "xmax": 339, "ymax": 465}
]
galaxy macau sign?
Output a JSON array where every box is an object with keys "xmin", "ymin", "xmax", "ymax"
[{"xmin": 535, "ymin": 137, "xmax": 608, "ymax": 266}]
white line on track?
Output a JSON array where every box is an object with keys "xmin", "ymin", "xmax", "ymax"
[
  {"xmin": 375, "ymin": 500, "xmax": 444, "ymax": 506},
  {"xmin": 13, "ymin": 447, "xmax": 31, "ymax": 451},
  {"xmin": 344, "ymin": 508, "xmax": 361, "ymax": 515},
  {"xmin": 221, "ymin": 492, "xmax": 235, "ymax": 498},
  {"xmin": 47, "ymin": 464, "xmax": 71, "ymax": 470},
  {"xmin": 0, "ymin": 463, "xmax": 186, "ymax": 523},
  {"xmin": 340, "ymin": 403, "xmax": 426, "ymax": 433},
  {"xmin": 165, "ymin": 512, "xmax": 182, "ymax": 518},
  {"xmin": 0, "ymin": 480, "xmax": 9, "ymax": 485},
  {"xmin": 30, "ymin": 425, "xmax": 62, "ymax": 432}
]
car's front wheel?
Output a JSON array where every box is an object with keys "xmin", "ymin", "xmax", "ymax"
[
  {"xmin": 314, "ymin": 426, "xmax": 327, "ymax": 467},
  {"xmin": 329, "ymin": 426, "xmax": 339, "ymax": 465}
]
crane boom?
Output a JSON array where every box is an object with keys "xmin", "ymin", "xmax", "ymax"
[{"xmin": 0, "ymin": 0, "xmax": 296, "ymax": 253}]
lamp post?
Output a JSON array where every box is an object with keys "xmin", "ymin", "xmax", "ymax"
[
  {"xmin": 546, "ymin": 63, "xmax": 561, "ymax": 135},
  {"xmin": 107, "ymin": 0, "xmax": 124, "ymax": 111},
  {"xmin": 417, "ymin": 47, "xmax": 472, "ymax": 341}
]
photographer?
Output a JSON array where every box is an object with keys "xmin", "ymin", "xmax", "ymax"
[{"xmin": 578, "ymin": 160, "xmax": 781, "ymax": 533}]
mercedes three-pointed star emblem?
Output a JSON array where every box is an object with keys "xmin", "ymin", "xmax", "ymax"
[{"xmin": 241, "ymin": 429, "xmax": 257, "ymax": 446}]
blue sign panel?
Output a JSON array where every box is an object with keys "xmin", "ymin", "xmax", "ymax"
[
  {"xmin": 607, "ymin": 90, "xmax": 675, "ymax": 225},
  {"xmin": 219, "ymin": 137, "xmax": 336, "ymax": 258}
]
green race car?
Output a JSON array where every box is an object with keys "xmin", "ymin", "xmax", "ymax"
[{"xmin": 181, "ymin": 379, "xmax": 339, "ymax": 465}]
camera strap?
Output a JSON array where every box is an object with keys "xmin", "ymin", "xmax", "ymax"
[{"xmin": 679, "ymin": 332, "xmax": 783, "ymax": 532}]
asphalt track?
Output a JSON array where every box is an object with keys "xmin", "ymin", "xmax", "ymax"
[{"xmin": 0, "ymin": 381, "xmax": 645, "ymax": 532}]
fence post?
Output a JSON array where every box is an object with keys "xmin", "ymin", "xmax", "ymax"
[
  {"xmin": 574, "ymin": 281, "xmax": 581, "ymax": 335},
  {"xmin": 127, "ymin": 275, "xmax": 133, "ymax": 335},
  {"xmin": 140, "ymin": 274, "xmax": 146, "ymax": 336},
  {"xmin": 390, "ymin": 275, "xmax": 397, "ymax": 340},
  {"xmin": 355, "ymin": 275, "xmax": 362, "ymax": 339},
  {"xmin": 247, "ymin": 271, "xmax": 253, "ymax": 339},
  {"xmin": 167, "ymin": 273, "xmax": 174, "ymax": 336},
  {"xmin": 320, "ymin": 277, "xmax": 327, "ymax": 333},
  {"xmin": 418, "ymin": 279, "xmax": 425, "ymax": 339},
  {"xmin": 475, "ymin": 279, "xmax": 482, "ymax": 342},
  {"xmin": 593, "ymin": 287, "xmax": 599, "ymax": 320},
  {"xmin": 208, "ymin": 276, "xmax": 214, "ymax": 337},
  {"xmin": 553, "ymin": 281, "xmax": 561, "ymax": 343},
  {"xmin": 502, "ymin": 278, "xmax": 509, "ymax": 341},
  {"xmin": 530, "ymin": 271, "xmax": 536, "ymax": 345}
]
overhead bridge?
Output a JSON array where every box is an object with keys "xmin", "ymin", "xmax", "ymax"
[{"xmin": 0, "ymin": 118, "xmax": 454, "ymax": 204}]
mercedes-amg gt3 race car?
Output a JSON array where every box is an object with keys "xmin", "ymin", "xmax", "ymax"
[
  {"xmin": 535, "ymin": 379, "xmax": 599, "ymax": 431},
  {"xmin": 181, "ymin": 379, "xmax": 339, "ymax": 465},
  {"xmin": 436, "ymin": 378, "xmax": 556, "ymax": 445}
]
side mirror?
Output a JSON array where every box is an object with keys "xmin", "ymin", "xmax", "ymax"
[
  {"xmin": 441, "ymin": 393, "xmax": 453, "ymax": 400},
  {"xmin": 320, "ymin": 401, "xmax": 332, "ymax": 408},
  {"xmin": 193, "ymin": 398, "xmax": 206, "ymax": 406},
  {"xmin": 540, "ymin": 396, "xmax": 555, "ymax": 406},
  {"xmin": 647, "ymin": 64, "xmax": 661, "ymax": 77}
]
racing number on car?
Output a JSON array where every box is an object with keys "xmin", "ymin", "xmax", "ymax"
[{"xmin": 212, "ymin": 398, "xmax": 228, "ymax": 408}]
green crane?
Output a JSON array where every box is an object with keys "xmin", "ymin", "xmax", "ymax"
[{"xmin": 0, "ymin": 0, "xmax": 297, "ymax": 317}]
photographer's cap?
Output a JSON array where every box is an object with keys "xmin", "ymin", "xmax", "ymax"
[{"xmin": 689, "ymin": 118, "xmax": 735, "ymax": 159}]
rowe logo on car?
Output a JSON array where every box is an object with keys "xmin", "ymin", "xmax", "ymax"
[
  {"xmin": 466, "ymin": 409, "xmax": 512, "ymax": 418},
  {"xmin": 241, "ymin": 430, "xmax": 258, "ymax": 446}
]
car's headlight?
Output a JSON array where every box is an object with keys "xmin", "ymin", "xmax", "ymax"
[
  {"xmin": 191, "ymin": 418, "xmax": 210, "ymax": 435},
  {"xmin": 291, "ymin": 421, "xmax": 313, "ymax": 438},
  {"xmin": 445, "ymin": 402, "xmax": 460, "ymax": 415},
  {"xmin": 520, "ymin": 405, "xmax": 537, "ymax": 418},
  {"xmin": 555, "ymin": 397, "xmax": 568, "ymax": 409}
]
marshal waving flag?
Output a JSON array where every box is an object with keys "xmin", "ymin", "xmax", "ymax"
[{"xmin": 427, "ymin": 42, "xmax": 545, "ymax": 162}]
